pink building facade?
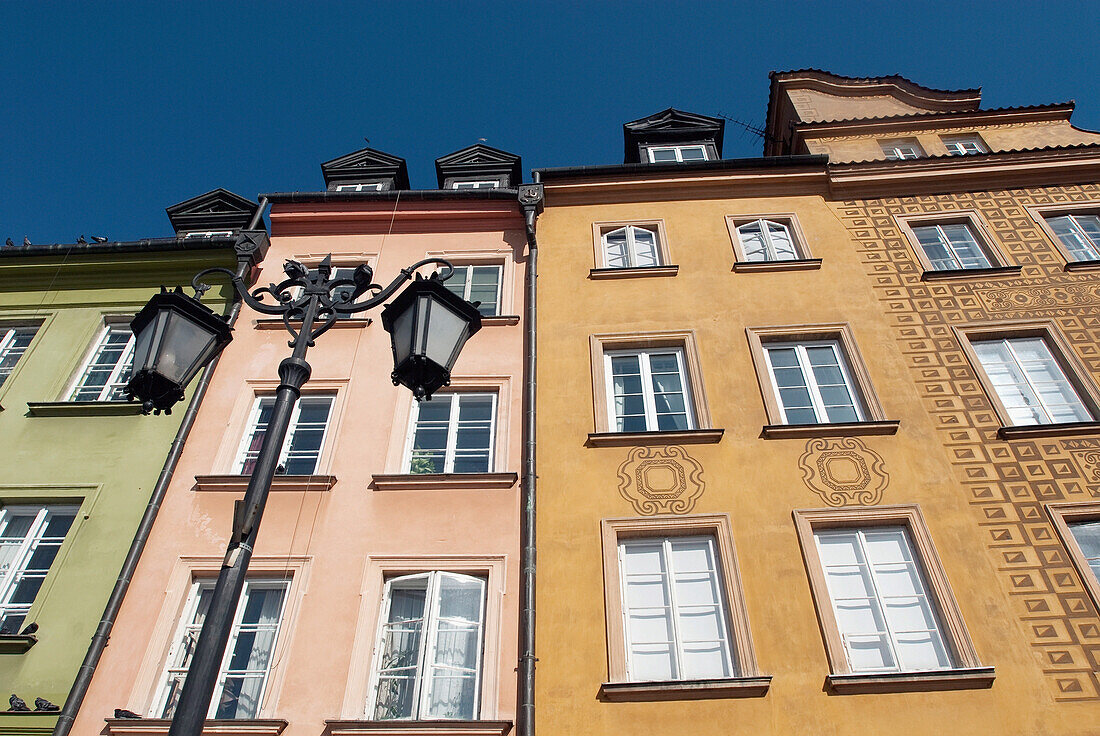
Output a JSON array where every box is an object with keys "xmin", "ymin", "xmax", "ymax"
[{"xmin": 71, "ymin": 147, "xmax": 531, "ymax": 736}]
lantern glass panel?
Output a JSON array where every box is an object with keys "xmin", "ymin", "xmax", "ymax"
[
  {"xmin": 422, "ymin": 297, "xmax": 469, "ymax": 371},
  {"xmin": 131, "ymin": 311, "xmax": 161, "ymax": 374},
  {"xmin": 157, "ymin": 310, "xmax": 220, "ymax": 386},
  {"xmin": 391, "ymin": 299, "xmax": 416, "ymax": 367}
]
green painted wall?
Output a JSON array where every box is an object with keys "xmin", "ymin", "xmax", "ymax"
[{"xmin": 0, "ymin": 247, "xmax": 236, "ymax": 731}]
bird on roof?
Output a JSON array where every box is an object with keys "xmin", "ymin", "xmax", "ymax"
[
  {"xmin": 77, "ymin": 235, "xmax": 87, "ymax": 244},
  {"xmin": 114, "ymin": 709, "xmax": 141, "ymax": 719},
  {"xmin": 18, "ymin": 623, "xmax": 37, "ymax": 636},
  {"xmin": 22, "ymin": 237, "xmax": 31, "ymax": 246},
  {"xmin": 8, "ymin": 695, "xmax": 29, "ymax": 712},
  {"xmin": 33, "ymin": 697, "xmax": 58, "ymax": 712},
  {"xmin": 91, "ymin": 235, "xmax": 108, "ymax": 242},
  {"xmin": 4, "ymin": 238, "xmax": 13, "ymax": 248}
]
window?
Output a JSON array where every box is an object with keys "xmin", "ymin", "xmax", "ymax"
[
  {"xmin": 158, "ymin": 579, "xmax": 289, "ymax": 719},
  {"xmin": 911, "ymin": 223, "xmax": 991, "ymax": 271},
  {"xmin": 70, "ymin": 323, "xmax": 134, "ymax": 401},
  {"xmin": 813, "ymin": 526, "xmax": 951, "ymax": 673},
  {"xmin": 1068, "ymin": 520, "xmax": 1100, "ymax": 584},
  {"xmin": 335, "ymin": 183, "xmax": 384, "ymax": 192},
  {"xmin": 1048, "ymin": 503, "xmax": 1100, "ymax": 611},
  {"xmin": 605, "ymin": 349, "xmax": 694, "ymax": 432},
  {"xmin": 0, "ymin": 325, "xmax": 37, "ymax": 388},
  {"xmin": 450, "ymin": 181, "xmax": 499, "ymax": 190},
  {"xmin": 369, "ymin": 571, "xmax": 486, "ymax": 720},
  {"xmin": 762, "ymin": 341, "xmax": 864, "ymax": 425},
  {"xmin": 794, "ymin": 506, "xmax": 988, "ymax": 690},
  {"xmin": 601, "ymin": 225, "xmax": 661, "ymax": 269},
  {"xmin": 404, "ymin": 393, "xmax": 496, "ymax": 474},
  {"xmin": 618, "ymin": 536, "xmax": 734, "ymax": 681},
  {"xmin": 0, "ymin": 505, "xmax": 77, "ymax": 634},
  {"xmin": 234, "ymin": 395, "xmax": 334, "ymax": 475},
  {"xmin": 880, "ymin": 140, "xmax": 923, "ymax": 161},
  {"xmin": 735, "ymin": 219, "xmax": 799, "ymax": 262},
  {"xmin": 646, "ymin": 145, "xmax": 709, "ymax": 163},
  {"xmin": 1045, "ymin": 213, "xmax": 1100, "ymax": 262},
  {"xmin": 442, "ymin": 265, "xmax": 501, "ymax": 316},
  {"xmin": 970, "ymin": 336, "xmax": 1092, "ymax": 425},
  {"xmin": 942, "ymin": 135, "xmax": 987, "ymax": 156}
]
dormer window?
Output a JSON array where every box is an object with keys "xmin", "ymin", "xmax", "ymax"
[
  {"xmin": 646, "ymin": 145, "xmax": 710, "ymax": 163},
  {"xmin": 321, "ymin": 147, "xmax": 409, "ymax": 193},
  {"xmin": 880, "ymin": 139, "xmax": 924, "ymax": 161},
  {"xmin": 334, "ymin": 183, "xmax": 385, "ymax": 192},
  {"xmin": 450, "ymin": 180, "xmax": 501, "ymax": 190}
]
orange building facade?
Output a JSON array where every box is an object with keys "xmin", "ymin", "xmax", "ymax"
[{"xmin": 532, "ymin": 71, "xmax": 1100, "ymax": 734}]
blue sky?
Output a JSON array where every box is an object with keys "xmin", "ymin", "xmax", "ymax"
[{"xmin": 2, "ymin": 1, "xmax": 1098, "ymax": 244}]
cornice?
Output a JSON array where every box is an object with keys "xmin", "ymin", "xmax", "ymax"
[
  {"xmin": 268, "ymin": 198, "xmax": 524, "ymax": 236},
  {"xmin": 794, "ymin": 104, "xmax": 1075, "ymax": 141}
]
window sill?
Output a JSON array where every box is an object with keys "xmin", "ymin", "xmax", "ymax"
[
  {"xmin": 761, "ymin": 420, "xmax": 900, "ymax": 439},
  {"xmin": 370, "ymin": 472, "xmax": 518, "ymax": 491},
  {"xmin": 323, "ymin": 720, "xmax": 513, "ymax": 736},
  {"xmin": 1065, "ymin": 259, "xmax": 1100, "ymax": 272},
  {"xmin": 998, "ymin": 421, "xmax": 1100, "ymax": 440},
  {"xmin": 480, "ymin": 315, "xmax": 520, "ymax": 326},
  {"xmin": 0, "ymin": 634, "xmax": 37, "ymax": 654},
  {"xmin": 26, "ymin": 401, "xmax": 144, "ymax": 417},
  {"xmin": 255, "ymin": 318, "xmax": 372, "ymax": 330},
  {"xmin": 733, "ymin": 258, "xmax": 822, "ymax": 273},
  {"xmin": 589, "ymin": 265, "xmax": 679, "ymax": 280},
  {"xmin": 192, "ymin": 475, "xmax": 338, "ymax": 492},
  {"xmin": 104, "ymin": 719, "xmax": 288, "ymax": 736},
  {"xmin": 826, "ymin": 666, "xmax": 994, "ymax": 694},
  {"xmin": 599, "ymin": 675, "xmax": 770, "ymax": 701},
  {"xmin": 586, "ymin": 429, "xmax": 724, "ymax": 447},
  {"xmin": 920, "ymin": 265, "xmax": 1021, "ymax": 281}
]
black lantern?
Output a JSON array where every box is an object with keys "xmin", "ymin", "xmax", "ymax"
[
  {"xmin": 381, "ymin": 274, "xmax": 482, "ymax": 400},
  {"xmin": 126, "ymin": 287, "xmax": 234, "ymax": 414}
]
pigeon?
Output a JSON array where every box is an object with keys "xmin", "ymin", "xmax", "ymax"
[
  {"xmin": 22, "ymin": 237, "xmax": 30, "ymax": 246},
  {"xmin": 4, "ymin": 238, "xmax": 12, "ymax": 247},
  {"xmin": 114, "ymin": 709, "xmax": 142, "ymax": 719},
  {"xmin": 18, "ymin": 622, "xmax": 37, "ymax": 636},
  {"xmin": 77, "ymin": 235, "xmax": 87, "ymax": 244},
  {"xmin": 33, "ymin": 697, "xmax": 58, "ymax": 712},
  {"xmin": 91, "ymin": 235, "xmax": 108, "ymax": 243},
  {"xmin": 8, "ymin": 695, "xmax": 29, "ymax": 712}
]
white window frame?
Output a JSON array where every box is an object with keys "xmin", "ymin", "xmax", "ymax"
[
  {"xmin": 68, "ymin": 321, "xmax": 135, "ymax": 402},
  {"xmin": 449, "ymin": 181, "xmax": 500, "ymax": 190},
  {"xmin": 762, "ymin": 340, "xmax": 865, "ymax": 425},
  {"xmin": 402, "ymin": 392, "xmax": 497, "ymax": 474},
  {"xmin": 0, "ymin": 324, "xmax": 38, "ymax": 388},
  {"xmin": 603, "ymin": 348, "xmax": 696, "ymax": 432},
  {"xmin": 617, "ymin": 535, "xmax": 735, "ymax": 681},
  {"xmin": 600, "ymin": 225, "xmax": 663, "ymax": 269},
  {"xmin": 232, "ymin": 395, "xmax": 335, "ymax": 475},
  {"xmin": 880, "ymin": 141, "xmax": 922, "ymax": 161},
  {"xmin": 0, "ymin": 504, "xmax": 79, "ymax": 633},
  {"xmin": 942, "ymin": 135, "xmax": 987, "ymax": 156},
  {"xmin": 1045, "ymin": 213, "xmax": 1100, "ymax": 262},
  {"xmin": 971, "ymin": 336, "xmax": 1092, "ymax": 426},
  {"xmin": 911, "ymin": 223, "xmax": 992, "ymax": 271},
  {"xmin": 335, "ymin": 183, "xmax": 385, "ymax": 192},
  {"xmin": 646, "ymin": 145, "xmax": 709, "ymax": 163},
  {"xmin": 154, "ymin": 578, "xmax": 290, "ymax": 719},
  {"xmin": 367, "ymin": 571, "xmax": 487, "ymax": 721},
  {"xmin": 736, "ymin": 219, "xmax": 799, "ymax": 262},
  {"xmin": 183, "ymin": 230, "xmax": 234, "ymax": 238},
  {"xmin": 443, "ymin": 265, "xmax": 502, "ymax": 316},
  {"xmin": 813, "ymin": 526, "xmax": 952, "ymax": 674}
]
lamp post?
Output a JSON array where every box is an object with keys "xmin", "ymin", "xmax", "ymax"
[{"xmin": 125, "ymin": 248, "xmax": 481, "ymax": 736}]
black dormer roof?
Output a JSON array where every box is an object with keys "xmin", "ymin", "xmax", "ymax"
[
  {"xmin": 435, "ymin": 144, "xmax": 522, "ymax": 189},
  {"xmin": 622, "ymin": 108, "xmax": 725, "ymax": 163},
  {"xmin": 321, "ymin": 147, "xmax": 410, "ymax": 191},
  {"xmin": 166, "ymin": 189, "xmax": 259, "ymax": 235}
]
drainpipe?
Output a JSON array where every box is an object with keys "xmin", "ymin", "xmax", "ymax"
[
  {"xmin": 52, "ymin": 202, "xmax": 270, "ymax": 736},
  {"xmin": 516, "ymin": 182, "xmax": 543, "ymax": 736}
]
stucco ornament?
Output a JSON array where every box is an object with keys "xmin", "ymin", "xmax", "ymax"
[
  {"xmin": 616, "ymin": 446, "xmax": 705, "ymax": 515},
  {"xmin": 1064, "ymin": 438, "xmax": 1100, "ymax": 482},
  {"xmin": 798, "ymin": 437, "xmax": 889, "ymax": 506}
]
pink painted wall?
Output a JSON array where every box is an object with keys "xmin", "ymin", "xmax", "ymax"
[{"xmin": 72, "ymin": 198, "xmax": 528, "ymax": 736}]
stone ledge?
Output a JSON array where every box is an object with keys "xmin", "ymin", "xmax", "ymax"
[
  {"xmin": 0, "ymin": 634, "xmax": 37, "ymax": 654},
  {"xmin": 323, "ymin": 720, "xmax": 513, "ymax": 736},
  {"xmin": 370, "ymin": 473, "xmax": 518, "ymax": 491},
  {"xmin": 26, "ymin": 401, "xmax": 144, "ymax": 417},
  {"xmin": 104, "ymin": 719, "xmax": 288, "ymax": 736},
  {"xmin": 732, "ymin": 258, "xmax": 822, "ymax": 273},
  {"xmin": 192, "ymin": 475, "xmax": 338, "ymax": 493},
  {"xmin": 586, "ymin": 429, "xmax": 724, "ymax": 447},
  {"xmin": 998, "ymin": 421, "xmax": 1100, "ymax": 440},
  {"xmin": 479, "ymin": 315, "xmax": 520, "ymax": 326},
  {"xmin": 761, "ymin": 421, "xmax": 899, "ymax": 439},
  {"xmin": 588, "ymin": 265, "xmax": 679, "ymax": 280},
  {"xmin": 920, "ymin": 265, "xmax": 1021, "ymax": 281},
  {"xmin": 826, "ymin": 666, "xmax": 995, "ymax": 694},
  {"xmin": 599, "ymin": 675, "xmax": 771, "ymax": 701},
  {"xmin": 1064, "ymin": 260, "xmax": 1100, "ymax": 272}
]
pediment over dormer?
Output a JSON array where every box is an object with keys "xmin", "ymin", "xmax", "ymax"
[
  {"xmin": 623, "ymin": 108, "xmax": 725, "ymax": 163},
  {"xmin": 166, "ymin": 189, "xmax": 259, "ymax": 235},
  {"xmin": 435, "ymin": 144, "xmax": 522, "ymax": 189},
  {"xmin": 321, "ymin": 147, "xmax": 410, "ymax": 191}
]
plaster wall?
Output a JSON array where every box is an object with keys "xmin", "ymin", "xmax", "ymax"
[
  {"xmin": 533, "ymin": 185, "xmax": 1100, "ymax": 734},
  {"xmin": 69, "ymin": 202, "xmax": 527, "ymax": 736}
]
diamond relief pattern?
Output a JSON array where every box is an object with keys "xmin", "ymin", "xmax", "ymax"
[{"xmin": 835, "ymin": 183, "xmax": 1100, "ymax": 701}]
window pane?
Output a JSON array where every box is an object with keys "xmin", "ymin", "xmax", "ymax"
[
  {"xmin": 650, "ymin": 148, "xmax": 677, "ymax": 162},
  {"xmin": 737, "ymin": 222, "xmax": 767, "ymax": 261},
  {"xmin": 603, "ymin": 228, "xmax": 630, "ymax": 268},
  {"xmin": 973, "ymin": 338, "xmax": 1091, "ymax": 425},
  {"xmin": 71, "ymin": 327, "xmax": 134, "ymax": 401},
  {"xmin": 0, "ymin": 326, "xmax": 37, "ymax": 388}
]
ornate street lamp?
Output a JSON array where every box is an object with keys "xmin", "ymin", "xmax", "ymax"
[{"xmin": 125, "ymin": 248, "xmax": 480, "ymax": 736}]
